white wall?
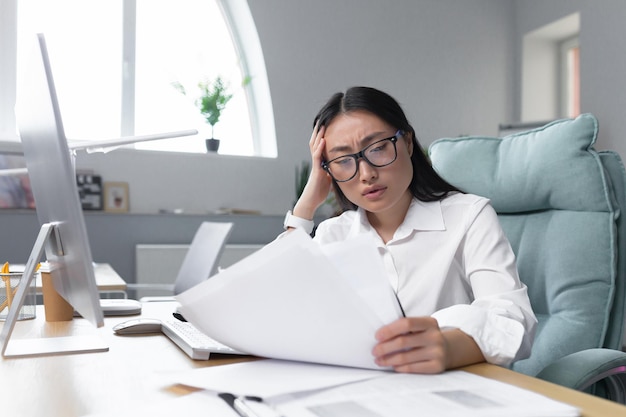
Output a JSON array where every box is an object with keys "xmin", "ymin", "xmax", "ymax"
[
  {"xmin": 513, "ymin": 0, "xmax": 626, "ymax": 153},
  {"xmin": 521, "ymin": 36, "xmax": 559, "ymax": 121},
  {"xmin": 75, "ymin": 0, "xmax": 516, "ymax": 215}
]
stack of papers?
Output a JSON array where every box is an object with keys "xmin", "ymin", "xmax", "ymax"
[
  {"xmin": 171, "ymin": 360, "xmax": 579, "ymax": 417},
  {"xmin": 172, "ymin": 359, "xmax": 388, "ymax": 398},
  {"xmin": 85, "ymin": 359, "xmax": 580, "ymax": 417},
  {"xmin": 176, "ymin": 229, "xmax": 403, "ymax": 369},
  {"xmin": 275, "ymin": 368, "xmax": 580, "ymax": 417}
]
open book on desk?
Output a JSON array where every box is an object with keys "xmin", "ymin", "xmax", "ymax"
[{"xmin": 176, "ymin": 229, "xmax": 404, "ymax": 369}]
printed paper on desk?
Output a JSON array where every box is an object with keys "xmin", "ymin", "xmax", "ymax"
[
  {"xmin": 83, "ymin": 390, "xmax": 238, "ymax": 417},
  {"xmin": 172, "ymin": 359, "xmax": 388, "ymax": 398},
  {"xmin": 274, "ymin": 371, "xmax": 580, "ymax": 417},
  {"xmin": 176, "ymin": 229, "xmax": 401, "ymax": 369}
]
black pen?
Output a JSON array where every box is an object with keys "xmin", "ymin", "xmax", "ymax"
[
  {"xmin": 394, "ymin": 291, "xmax": 406, "ymax": 317},
  {"xmin": 218, "ymin": 393, "xmax": 283, "ymax": 417}
]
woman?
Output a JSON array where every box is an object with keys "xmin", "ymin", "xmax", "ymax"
[{"xmin": 285, "ymin": 86, "xmax": 536, "ymax": 374}]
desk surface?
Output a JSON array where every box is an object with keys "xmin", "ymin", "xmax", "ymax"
[
  {"xmin": 32, "ymin": 263, "xmax": 127, "ymax": 292},
  {"xmin": 1, "ymin": 302, "xmax": 624, "ymax": 417}
]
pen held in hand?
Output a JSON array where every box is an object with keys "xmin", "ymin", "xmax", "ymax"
[{"xmin": 394, "ymin": 291, "xmax": 406, "ymax": 317}]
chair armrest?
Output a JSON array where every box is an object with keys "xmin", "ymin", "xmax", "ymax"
[{"xmin": 536, "ymin": 348, "xmax": 626, "ymax": 404}]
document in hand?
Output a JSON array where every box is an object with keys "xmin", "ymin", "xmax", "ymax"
[{"xmin": 176, "ymin": 229, "xmax": 404, "ymax": 369}]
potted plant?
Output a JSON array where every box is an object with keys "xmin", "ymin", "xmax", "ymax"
[{"xmin": 173, "ymin": 76, "xmax": 233, "ymax": 152}]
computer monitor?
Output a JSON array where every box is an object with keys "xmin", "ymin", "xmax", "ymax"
[{"xmin": 0, "ymin": 33, "xmax": 106, "ymax": 357}]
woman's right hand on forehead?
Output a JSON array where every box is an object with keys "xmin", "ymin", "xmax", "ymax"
[{"xmin": 292, "ymin": 123, "xmax": 333, "ymax": 220}]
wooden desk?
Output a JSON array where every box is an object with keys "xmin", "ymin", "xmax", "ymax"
[
  {"xmin": 1, "ymin": 302, "xmax": 624, "ymax": 417},
  {"xmin": 31, "ymin": 263, "xmax": 128, "ymax": 294}
]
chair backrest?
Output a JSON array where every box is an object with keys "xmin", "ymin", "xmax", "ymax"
[
  {"xmin": 173, "ymin": 221, "xmax": 233, "ymax": 295},
  {"xmin": 428, "ymin": 113, "xmax": 626, "ymax": 376}
]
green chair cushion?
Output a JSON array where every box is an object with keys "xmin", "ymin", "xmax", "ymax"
[
  {"xmin": 429, "ymin": 114, "xmax": 609, "ymax": 213},
  {"xmin": 428, "ymin": 114, "xmax": 619, "ymax": 376}
]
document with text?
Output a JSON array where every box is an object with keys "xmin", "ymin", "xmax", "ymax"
[
  {"xmin": 89, "ymin": 361, "xmax": 579, "ymax": 417},
  {"xmin": 273, "ymin": 370, "xmax": 580, "ymax": 417}
]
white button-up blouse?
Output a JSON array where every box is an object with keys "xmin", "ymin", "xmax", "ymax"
[{"xmin": 313, "ymin": 192, "xmax": 537, "ymax": 366}]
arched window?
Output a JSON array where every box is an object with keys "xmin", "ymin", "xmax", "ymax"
[{"xmin": 15, "ymin": 0, "xmax": 275, "ymax": 157}]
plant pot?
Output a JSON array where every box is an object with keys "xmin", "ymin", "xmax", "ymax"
[{"xmin": 205, "ymin": 138, "xmax": 220, "ymax": 153}]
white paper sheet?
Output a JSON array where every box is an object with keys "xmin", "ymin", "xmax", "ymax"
[
  {"xmin": 84, "ymin": 390, "xmax": 237, "ymax": 417},
  {"xmin": 94, "ymin": 363, "xmax": 578, "ymax": 417},
  {"xmin": 274, "ymin": 371, "xmax": 580, "ymax": 417},
  {"xmin": 176, "ymin": 229, "xmax": 402, "ymax": 369},
  {"xmin": 84, "ymin": 361, "xmax": 578, "ymax": 417},
  {"xmin": 170, "ymin": 359, "xmax": 389, "ymax": 397},
  {"xmin": 319, "ymin": 235, "xmax": 403, "ymax": 323}
]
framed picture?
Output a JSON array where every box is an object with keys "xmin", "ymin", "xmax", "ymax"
[{"xmin": 103, "ymin": 182, "xmax": 129, "ymax": 213}]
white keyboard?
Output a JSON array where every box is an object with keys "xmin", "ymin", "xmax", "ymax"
[{"xmin": 161, "ymin": 318, "xmax": 244, "ymax": 360}]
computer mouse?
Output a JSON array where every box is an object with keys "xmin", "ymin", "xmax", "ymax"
[{"xmin": 112, "ymin": 318, "xmax": 162, "ymax": 335}]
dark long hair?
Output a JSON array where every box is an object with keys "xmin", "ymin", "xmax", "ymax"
[{"xmin": 314, "ymin": 86, "xmax": 461, "ymax": 211}]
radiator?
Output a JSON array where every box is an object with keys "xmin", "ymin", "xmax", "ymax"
[{"xmin": 134, "ymin": 243, "xmax": 263, "ymax": 299}]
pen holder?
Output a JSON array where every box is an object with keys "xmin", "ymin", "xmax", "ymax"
[
  {"xmin": 41, "ymin": 272, "xmax": 74, "ymax": 322},
  {"xmin": 0, "ymin": 272, "xmax": 36, "ymax": 321}
]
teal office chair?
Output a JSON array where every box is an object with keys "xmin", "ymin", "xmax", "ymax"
[{"xmin": 429, "ymin": 113, "xmax": 626, "ymax": 403}]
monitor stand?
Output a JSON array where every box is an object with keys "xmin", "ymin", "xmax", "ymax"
[{"xmin": 0, "ymin": 223, "xmax": 108, "ymax": 358}]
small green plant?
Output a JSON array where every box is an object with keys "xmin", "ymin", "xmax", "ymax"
[{"xmin": 173, "ymin": 76, "xmax": 234, "ymax": 139}]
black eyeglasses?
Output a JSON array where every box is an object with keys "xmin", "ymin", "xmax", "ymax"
[{"xmin": 321, "ymin": 130, "xmax": 403, "ymax": 182}]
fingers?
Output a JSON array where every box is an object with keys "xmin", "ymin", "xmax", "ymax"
[
  {"xmin": 306, "ymin": 123, "xmax": 329, "ymax": 185},
  {"xmin": 309, "ymin": 122, "xmax": 325, "ymax": 149},
  {"xmin": 309, "ymin": 125, "xmax": 325, "ymax": 167},
  {"xmin": 292, "ymin": 123, "xmax": 331, "ymax": 219},
  {"xmin": 374, "ymin": 316, "xmax": 437, "ymax": 342},
  {"xmin": 373, "ymin": 317, "xmax": 446, "ymax": 374}
]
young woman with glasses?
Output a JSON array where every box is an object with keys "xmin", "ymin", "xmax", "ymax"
[{"xmin": 284, "ymin": 86, "xmax": 536, "ymax": 374}]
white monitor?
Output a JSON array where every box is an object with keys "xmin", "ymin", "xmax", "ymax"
[{"xmin": 0, "ymin": 33, "xmax": 106, "ymax": 357}]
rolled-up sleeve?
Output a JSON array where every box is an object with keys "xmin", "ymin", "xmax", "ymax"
[{"xmin": 433, "ymin": 203, "xmax": 537, "ymax": 365}]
